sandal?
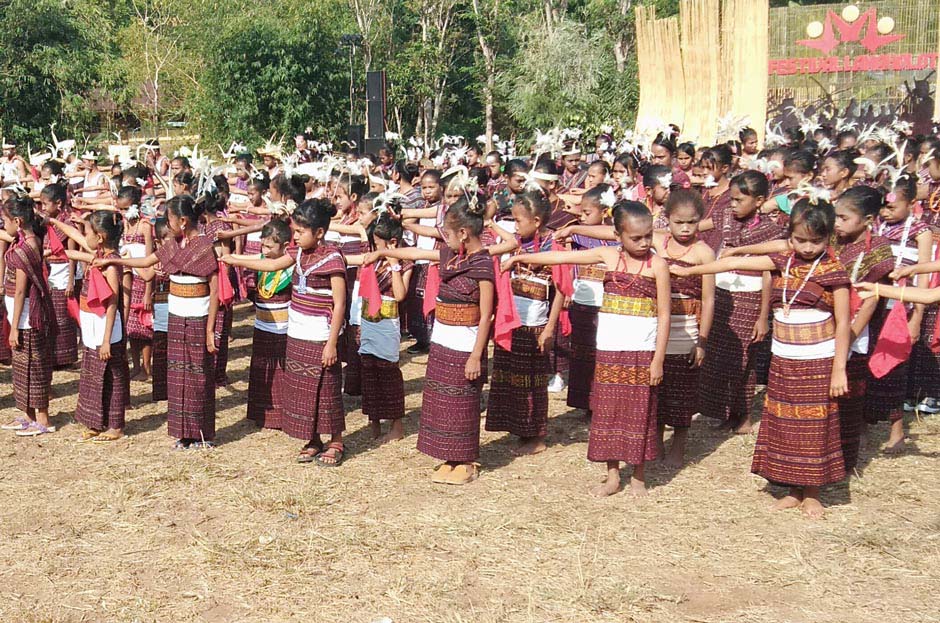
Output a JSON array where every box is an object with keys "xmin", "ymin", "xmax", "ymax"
[
  {"xmin": 15, "ymin": 422, "xmax": 56, "ymax": 437},
  {"xmin": 172, "ymin": 439, "xmax": 191, "ymax": 451},
  {"xmin": 92, "ymin": 431, "xmax": 124, "ymax": 443},
  {"xmin": 80, "ymin": 428, "xmax": 101, "ymax": 441},
  {"xmin": 189, "ymin": 440, "xmax": 217, "ymax": 450},
  {"xmin": 431, "ymin": 463, "xmax": 454, "ymax": 484},
  {"xmin": 314, "ymin": 442, "xmax": 345, "ymax": 467},
  {"xmin": 1, "ymin": 416, "xmax": 30, "ymax": 431},
  {"xmin": 443, "ymin": 463, "xmax": 479, "ymax": 485},
  {"xmin": 297, "ymin": 441, "xmax": 323, "ymax": 464}
]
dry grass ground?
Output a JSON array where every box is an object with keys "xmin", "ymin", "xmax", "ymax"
[{"xmin": 1, "ymin": 304, "xmax": 939, "ymax": 623}]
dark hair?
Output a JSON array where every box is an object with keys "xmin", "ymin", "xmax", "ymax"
[
  {"xmin": 612, "ymin": 199, "xmax": 653, "ymax": 233},
  {"xmin": 677, "ymin": 142, "xmax": 696, "ymax": 160},
  {"xmin": 504, "ymin": 159, "xmax": 529, "ymax": 177},
  {"xmin": 864, "ymin": 142, "xmax": 892, "ymax": 167},
  {"xmin": 652, "ymin": 133, "xmax": 677, "ymax": 155},
  {"xmin": 261, "ymin": 219, "xmax": 292, "ymax": 245},
  {"xmin": 39, "ymin": 181, "xmax": 67, "ymax": 207},
  {"xmin": 249, "ymin": 176, "xmax": 270, "ymax": 193},
  {"xmin": 581, "ymin": 184, "xmax": 612, "ymax": 209},
  {"xmin": 154, "ymin": 217, "xmax": 170, "ymax": 240},
  {"xmin": 42, "ymin": 160, "xmax": 65, "ymax": 177},
  {"xmin": 739, "ymin": 127, "xmax": 758, "ymax": 143},
  {"xmin": 788, "ymin": 198, "xmax": 835, "ymax": 238},
  {"xmin": 642, "ymin": 164, "xmax": 673, "ymax": 189},
  {"xmin": 730, "ymin": 170, "xmax": 770, "ymax": 198},
  {"xmin": 173, "ymin": 171, "xmax": 195, "ymax": 192},
  {"xmin": 213, "ymin": 175, "xmax": 230, "ymax": 198},
  {"xmin": 838, "ymin": 185, "xmax": 883, "ymax": 219},
  {"xmin": 784, "ymin": 127, "xmax": 805, "ymax": 146},
  {"xmin": 784, "ymin": 149, "xmax": 816, "ymax": 175},
  {"xmin": 587, "ymin": 160, "xmax": 610, "ymax": 175},
  {"xmin": 292, "ymin": 198, "xmax": 337, "ymax": 231},
  {"xmin": 393, "ymin": 160, "xmax": 419, "ymax": 182},
  {"xmin": 469, "ymin": 165, "xmax": 491, "ymax": 187},
  {"xmin": 443, "ymin": 196, "xmax": 485, "ymax": 236},
  {"xmin": 234, "ymin": 153, "xmax": 253, "ymax": 166},
  {"xmin": 923, "ymin": 137, "xmax": 940, "ymax": 163},
  {"xmin": 271, "ymin": 173, "xmax": 306, "ymax": 204},
  {"xmin": 165, "ymin": 195, "xmax": 203, "ymax": 228},
  {"xmin": 4, "ymin": 196, "xmax": 45, "ymax": 239},
  {"xmin": 664, "ymin": 189, "xmax": 705, "ymax": 218},
  {"xmin": 835, "ymin": 129, "xmax": 859, "ymax": 145},
  {"xmin": 485, "ymin": 150, "xmax": 502, "ymax": 163},
  {"xmin": 892, "ymin": 174, "xmax": 918, "ymax": 202},
  {"xmin": 88, "ymin": 210, "xmax": 123, "ymax": 250},
  {"xmin": 171, "ymin": 156, "xmax": 190, "ymax": 169},
  {"xmin": 197, "ymin": 189, "xmax": 226, "ymax": 215},
  {"xmin": 512, "ymin": 190, "xmax": 552, "ymax": 228},
  {"xmin": 824, "ymin": 149, "xmax": 860, "ymax": 177},
  {"xmin": 117, "ymin": 185, "xmax": 143, "ymax": 206},
  {"xmin": 701, "ymin": 144, "xmax": 733, "ymax": 168},
  {"xmin": 368, "ymin": 211, "xmax": 404, "ymax": 248},
  {"xmin": 534, "ymin": 157, "xmax": 561, "ymax": 177},
  {"xmin": 420, "ymin": 169, "xmax": 443, "ymax": 187}
]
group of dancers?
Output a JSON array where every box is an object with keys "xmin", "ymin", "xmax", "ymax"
[{"xmin": 1, "ymin": 120, "xmax": 939, "ymax": 516}]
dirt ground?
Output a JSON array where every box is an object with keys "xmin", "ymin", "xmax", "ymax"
[{"xmin": 1, "ymin": 304, "xmax": 938, "ymax": 623}]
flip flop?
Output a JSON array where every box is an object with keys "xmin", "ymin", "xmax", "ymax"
[
  {"xmin": 431, "ymin": 463, "xmax": 454, "ymax": 484},
  {"xmin": 1, "ymin": 416, "xmax": 30, "ymax": 431},
  {"xmin": 80, "ymin": 428, "xmax": 101, "ymax": 441},
  {"xmin": 443, "ymin": 463, "xmax": 479, "ymax": 485},
  {"xmin": 92, "ymin": 432, "xmax": 124, "ymax": 443},
  {"xmin": 297, "ymin": 442, "xmax": 323, "ymax": 464},
  {"xmin": 15, "ymin": 422, "xmax": 56, "ymax": 437},
  {"xmin": 314, "ymin": 442, "xmax": 345, "ymax": 467}
]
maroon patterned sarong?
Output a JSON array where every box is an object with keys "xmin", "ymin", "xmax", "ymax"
[
  {"xmin": 166, "ymin": 314, "xmax": 216, "ymax": 441},
  {"xmin": 588, "ymin": 349, "xmax": 659, "ymax": 464},
  {"xmin": 76, "ymin": 343, "xmax": 129, "ymax": 431},
  {"xmin": 11, "ymin": 328, "xmax": 52, "ymax": 411},
  {"xmin": 658, "ymin": 354, "xmax": 699, "ymax": 428},
  {"xmin": 281, "ymin": 336, "xmax": 344, "ymax": 439},
  {"xmin": 49, "ymin": 286, "xmax": 78, "ymax": 366},
  {"xmin": 126, "ymin": 275, "xmax": 154, "ymax": 341},
  {"xmin": 839, "ymin": 355, "xmax": 868, "ymax": 472},
  {"xmin": 406, "ymin": 264, "xmax": 431, "ymax": 346},
  {"xmin": 361, "ymin": 354, "xmax": 405, "ymax": 421},
  {"xmin": 152, "ymin": 331, "xmax": 167, "ymax": 402},
  {"xmin": 343, "ymin": 325, "xmax": 362, "ymax": 396},
  {"xmin": 486, "ymin": 325, "xmax": 550, "ymax": 438},
  {"xmin": 566, "ymin": 303, "xmax": 598, "ymax": 410},
  {"xmin": 247, "ymin": 328, "xmax": 286, "ymax": 429},
  {"xmin": 417, "ymin": 344, "xmax": 485, "ymax": 462},
  {"xmin": 213, "ymin": 304, "xmax": 232, "ymax": 387}
]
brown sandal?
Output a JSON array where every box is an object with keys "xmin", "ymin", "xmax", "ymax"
[
  {"xmin": 315, "ymin": 442, "xmax": 345, "ymax": 467},
  {"xmin": 92, "ymin": 431, "xmax": 124, "ymax": 443},
  {"xmin": 431, "ymin": 463, "xmax": 454, "ymax": 484},
  {"xmin": 443, "ymin": 463, "xmax": 479, "ymax": 485},
  {"xmin": 80, "ymin": 428, "xmax": 100, "ymax": 441},
  {"xmin": 297, "ymin": 441, "xmax": 323, "ymax": 463}
]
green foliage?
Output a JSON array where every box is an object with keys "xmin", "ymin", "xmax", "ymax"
[
  {"xmin": 0, "ymin": 0, "xmax": 112, "ymax": 144},
  {"xmin": 188, "ymin": 7, "xmax": 351, "ymax": 144}
]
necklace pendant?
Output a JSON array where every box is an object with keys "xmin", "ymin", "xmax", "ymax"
[{"xmin": 783, "ymin": 303, "xmax": 791, "ymax": 318}]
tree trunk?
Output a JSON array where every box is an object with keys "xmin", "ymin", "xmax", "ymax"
[{"xmin": 484, "ymin": 62, "xmax": 495, "ymax": 152}]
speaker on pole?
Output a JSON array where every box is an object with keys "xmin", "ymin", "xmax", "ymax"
[
  {"xmin": 347, "ymin": 124, "xmax": 365, "ymax": 153},
  {"xmin": 365, "ymin": 70, "xmax": 386, "ymax": 140}
]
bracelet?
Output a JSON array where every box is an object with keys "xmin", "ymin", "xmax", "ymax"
[
  {"xmin": 875, "ymin": 283, "xmax": 880, "ymax": 299},
  {"xmin": 900, "ymin": 285, "xmax": 906, "ymax": 304}
]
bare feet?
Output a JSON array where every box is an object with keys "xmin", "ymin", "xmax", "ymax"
[
  {"xmin": 628, "ymin": 477, "xmax": 648, "ymax": 497},
  {"xmin": 771, "ymin": 487, "xmax": 803, "ymax": 511},
  {"xmin": 801, "ymin": 488, "xmax": 825, "ymax": 519},
  {"xmin": 664, "ymin": 428, "xmax": 688, "ymax": 469},
  {"xmin": 511, "ymin": 436, "xmax": 547, "ymax": 456},
  {"xmin": 377, "ymin": 420, "xmax": 405, "ymax": 445},
  {"xmin": 593, "ymin": 464, "xmax": 621, "ymax": 497},
  {"xmin": 370, "ymin": 420, "xmax": 382, "ymax": 440},
  {"xmin": 884, "ymin": 420, "xmax": 906, "ymax": 454},
  {"xmin": 734, "ymin": 417, "xmax": 755, "ymax": 435}
]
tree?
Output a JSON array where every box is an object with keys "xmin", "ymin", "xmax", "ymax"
[
  {"xmin": 0, "ymin": 0, "xmax": 113, "ymax": 144},
  {"xmin": 189, "ymin": 9, "xmax": 350, "ymax": 144}
]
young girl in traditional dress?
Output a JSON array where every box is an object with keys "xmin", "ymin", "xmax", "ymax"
[
  {"xmin": 552, "ymin": 185, "xmax": 620, "ymax": 416},
  {"xmin": 697, "ymin": 145, "xmax": 734, "ymax": 251},
  {"xmin": 119, "ymin": 186, "xmax": 155, "ymax": 381},
  {"xmin": 240, "ymin": 220, "xmax": 292, "ymax": 429},
  {"xmin": 503, "ymin": 201, "xmax": 671, "ymax": 496},
  {"xmin": 724, "ymin": 185, "xmax": 896, "ymax": 471},
  {"xmin": 49, "ymin": 211, "xmax": 130, "ymax": 442},
  {"xmin": 866, "ymin": 176, "xmax": 931, "ymax": 450},
  {"xmin": 653, "ymin": 190, "xmax": 715, "ymax": 467},
  {"xmin": 202, "ymin": 189, "xmax": 235, "ymax": 387},
  {"xmin": 673, "ymin": 198, "xmax": 851, "ymax": 518},
  {"xmin": 139, "ymin": 218, "xmax": 172, "ymax": 402},
  {"xmin": 700, "ymin": 171, "xmax": 783, "ymax": 433},
  {"xmin": 818, "ymin": 150, "xmax": 859, "ymax": 202},
  {"xmin": 403, "ymin": 169, "xmax": 445, "ymax": 355},
  {"xmin": 0, "ymin": 198, "xmax": 56, "ymax": 436},
  {"xmin": 37, "ymin": 182, "xmax": 78, "ymax": 368},
  {"xmin": 364, "ymin": 196, "xmax": 494, "ymax": 485},
  {"xmin": 223, "ymin": 199, "xmax": 347, "ymax": 466},
  {"xmin": 98, "ymin": 196, "xmax": 219, "ymax": 450},
  {"xmin": 486, "ymin": 190, "xmax": 564, "ymax": 456},
  {"xmin": 642, "ymin": 165, "xmax": 673, "ymax": 230},
  {"xmin": 354, "ymin": 210, "xmax": 413, "ymax": 443}
]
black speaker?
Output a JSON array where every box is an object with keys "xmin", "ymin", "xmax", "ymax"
[
  {"xmin": 365, "ymin": 70, "xmax": 386, "ymax": 139},
  {"xmin": 364, "ymin": 138, "xmax": 386, "ymax": 156},
  {"xmin": 347, "ymin": 124, "xmax": 365, "ymax": 152}
]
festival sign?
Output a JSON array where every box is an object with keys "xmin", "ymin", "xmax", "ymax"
[{"xmin": 767, "ymin": 1, "xmax": 939, "ymax": 133}]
